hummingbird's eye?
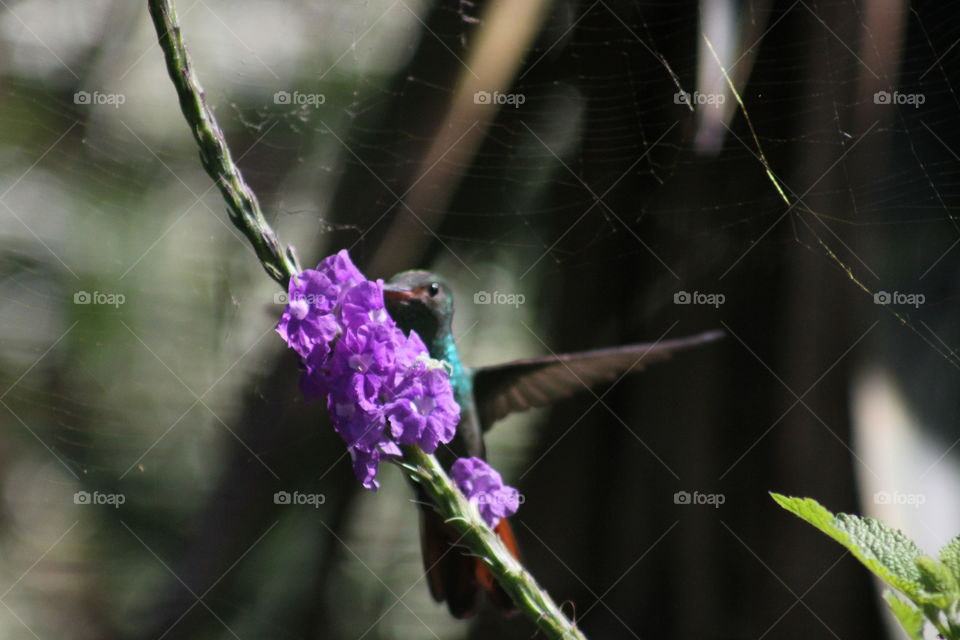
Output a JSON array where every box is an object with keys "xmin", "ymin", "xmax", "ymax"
[{"xmin": 428, "ymin": 282, "xmax": 441, "ymax": 297}]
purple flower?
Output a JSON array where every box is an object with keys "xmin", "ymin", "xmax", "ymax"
[
  {"xmin": 275, "ymin": 249, "xmax": 366, "ymax": 358},
  {"xmin": 327, "ymin": 373, "xmax": 384, "ymax": 446},
  {"xmin": 299, "ymin": 346, "xmax": 333, "ymax": 401},
  {"xmin": 451, "ymin": 457, "xmax": 520, "ymax": 528},
  {"xmin": 387, "ymin": 366, "xmax": 460, "ymax": 452},
  {"xmin": 331, "ymin": 322, "xmax": 404, "ymax": 380},
  {"xmin": 316, "ymin": 249, "xmax": 365, "ymax": 293},
  {"xmin": 276, "ymin": 270, "xmax": 341, "ymax": 358},
  {"xmin": 341, "ymin": 280, "xmax": 391, "ymax": 330},
  {"xmin": 349, "ymin": 438, "xmax": 401, "ymax": 490},
  {"xmin": 276, "ymin": 249, "xmax": 467, "ymax": 492}
]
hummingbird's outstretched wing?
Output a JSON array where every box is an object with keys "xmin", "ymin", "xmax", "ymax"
[{"xmin": 471, "ymin": 330, "xmax": 723, "ymax": 431}]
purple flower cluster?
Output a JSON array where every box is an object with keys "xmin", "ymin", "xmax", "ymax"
[
  {"xmin": 277, "ymin": 250, "xmax": 521, "ymax": 526},
  {"xmin": 276, "ymin": 250, "xmax": 460, "ymax": 489},
  {"xmin": 451, "ymin": 457, "xmax": 520, "ymax": 528}
]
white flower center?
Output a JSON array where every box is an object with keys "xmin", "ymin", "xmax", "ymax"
[
  {"xmin": 413, "ymin": 396, "xmax": 436, "ymax": 416},
  {"xmin": 290, "ymin": 298, "xmax": 309, "ymax": 320},
  {"xmin": 349, "ymin": 353, "xmax": 373, "ymax": 372}
]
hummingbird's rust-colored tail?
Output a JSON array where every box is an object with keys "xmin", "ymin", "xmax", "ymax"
[{"xmin": 419, "ymin": 496, "xmax": 521, "ymax": 618}]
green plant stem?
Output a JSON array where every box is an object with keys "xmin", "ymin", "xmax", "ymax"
[
  {"xmin": 148, "ymin": 2, "xmax": 587, "ymax": 637},
  {"xmin": 146, "ymin": 0, "xmax": 299, "ymax": 286},
  {"xmin": 925, "ymin": 607, "xmax": 955, "ymax": 640},
  {"xmin": 402, "ymin": 446, "xmax": 586, "ymax": 640}
]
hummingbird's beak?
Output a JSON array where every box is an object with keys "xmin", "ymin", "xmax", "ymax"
[{"xmin": 382, "ymin": 284, "xmax": 415, "ymax": 302}]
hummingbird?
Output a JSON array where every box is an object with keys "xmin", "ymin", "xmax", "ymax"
[{"xmin": 383, "ymin": 270, "xmax": 722, "ymax": 618}]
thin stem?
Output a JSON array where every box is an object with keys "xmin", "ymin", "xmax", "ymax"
[
  {"xmin": 924, "ymin": 606, "xmax": 956, "ymax": 640},
  {"xmin": 403, "ymin": 446, "xmax": 587, "ymax": 640},
  {"xmin": 146, "ymin": 0, "xmax": 300, "ymax": 286}
]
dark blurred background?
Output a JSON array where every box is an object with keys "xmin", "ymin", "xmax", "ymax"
[{"xmin": 1, "ymin": 0, "xmax": 959, "ymax": 638}]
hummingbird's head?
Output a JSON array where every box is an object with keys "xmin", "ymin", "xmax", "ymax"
[{"xmin": 383, "ymin": 270, "xmax": 454, "ymax": 353}]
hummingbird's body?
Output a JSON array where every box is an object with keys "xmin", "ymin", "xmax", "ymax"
[
  {"xmin": 384, "ymin": 270, "xmax": 722, "ymax": 618},
  {"xmin": 384, "ymin": 272, "xmax": 485, "ymax": 462}
]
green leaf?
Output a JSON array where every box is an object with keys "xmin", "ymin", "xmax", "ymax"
[
  {"xmin": 941, "ymin": 536, "xmax": 960, "ymax": 584},
  {"xmin": 916, "ymin": 556, "xmax": 960, "ymax": 607},
  {"xmin": 771, "ymin": 494, "xmax": 923, "ymax": 597},
  {"xmin": 884, "ymin": 591, "xmax": 925, "ymax": 640}
]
